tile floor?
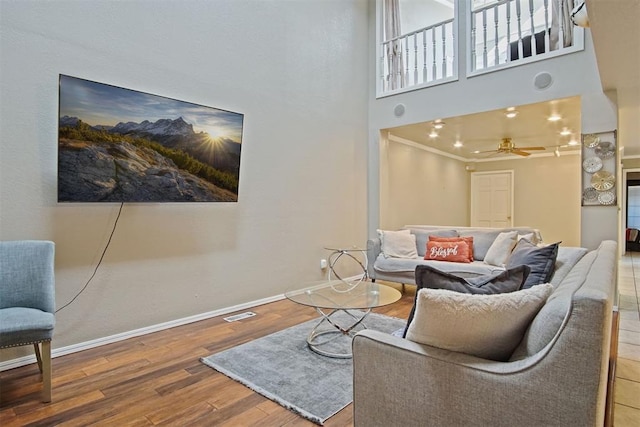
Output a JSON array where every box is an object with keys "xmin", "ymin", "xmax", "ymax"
[{"xmin": 615, "ymin": 252, "xmax": 640, "ymax": 425}]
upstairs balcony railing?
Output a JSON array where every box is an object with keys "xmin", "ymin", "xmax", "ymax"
[
  {"xmin": 377, "ymin": 0, "xmax": 584, "ymax": 98},
  {"xmin": 380, "ymin": 18, "xmax": 456, "ymax": 95}
]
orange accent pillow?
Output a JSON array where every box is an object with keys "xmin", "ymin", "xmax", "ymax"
[
  {"xmin": 425, "ymin": 241, "xmax": 471, "ymax": 263},
  {"xmin": 429, "ymin": 236, "xmax": 474, "ymax": 262}
]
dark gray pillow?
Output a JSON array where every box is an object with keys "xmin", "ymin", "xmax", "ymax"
[
  {"xmin": 507, "ymin": 239, "xmax": 559, "ymax": 289},
  {"xmin": 402, "ymin": 264, "xmax": 531, "ymax": 337}
]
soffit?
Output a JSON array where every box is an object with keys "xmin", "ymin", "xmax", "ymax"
[{"xmin": 385, "ymin": 97, "xmax": 581, "ymax": 161}]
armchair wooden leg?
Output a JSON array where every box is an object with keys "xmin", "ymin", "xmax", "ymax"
[
  {"xmin": 33, "ymin": 343, "xmax": 43, "ymax": 373},
  {"xmin": 41, "ymin": 341, "xmax": 52, "ymax": 403}
]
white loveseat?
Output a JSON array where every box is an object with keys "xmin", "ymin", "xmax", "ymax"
[{"xmin": 367, "ymin": 225, "xmax": 547, "ymax": 286}]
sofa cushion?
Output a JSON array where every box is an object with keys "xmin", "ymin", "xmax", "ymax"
[
  {"xmin": 462, "ymin": 229, "xmax": 504, "ymax": 261},
  {"xmin": 425, "ymin": 241, "xmax": 471, "ymax": 263},
  {"xmin": 405, "ymin": 283, "xmax": 553, "ymax": 361},
  {"xmin": 402, "ymin": 265, "xmax": 531, "ymax": 338},
  {"xmin": 510, "ymin": 251, "xmax": 598, "ymax": 360},
  {"xmin": 483, "ymin": 230, "xmax": 518, "ymax": 266},
  {"xmin": 377, "ymin": 229, "xmax": 418, "ymax": 259},
  {"xmin": 415, "ymin": 264, "xmax": 531, "ymax": 294},
  {"xmin": 374, "ymin": 255, "xmax": 502, "ymax": 275},
  {"xmin": 549, "ymin": 246, "xmax": 589, "ymax": 285},
  {"xmin": 506, "ymin": 239, "xmax": 560, "ymax": 289},
  {"xmin": 429, "ymin": 236, "xmax": 474, "ymax": 261},
  {"xmin": 409, "ymin": 229, "xmax": 458, "ymax": 257}
]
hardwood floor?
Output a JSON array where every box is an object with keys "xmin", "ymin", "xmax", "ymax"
[
  {"xmin": 3, "ymin": 268, "xmax": 636, "ymax": 426},
  {"xmin": 0, "ymin": 283, "xmax": 414, "ymax": 426}
]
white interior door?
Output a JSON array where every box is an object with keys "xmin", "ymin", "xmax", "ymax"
[{"xmin": 470, "ymin": 171, "xmax": 514, "ymax": 227}]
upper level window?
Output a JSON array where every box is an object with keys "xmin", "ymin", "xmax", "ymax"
[
  {"xmin": 380, "ymin": 0, "xmax": 457, "ymax": 94},
  {"xmin": 469, "ymin": 0, "xmax": 582, "ymax": 72},
  {"xmin": 377, "ymin": 0, "xmax": 584, "ymax": 97}
]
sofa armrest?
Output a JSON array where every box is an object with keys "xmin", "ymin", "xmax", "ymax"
[
  {"xmin": 366, "ymin": 238, "xmax": 381, "ymax": 280},
  {"xmin": 352, "ymin": 328, "xmax": 602, "ymax": 426}
]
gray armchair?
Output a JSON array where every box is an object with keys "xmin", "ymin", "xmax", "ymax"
[{"xmin": 0, "ymin": 240, "xmax": 55, "ymax": 402}]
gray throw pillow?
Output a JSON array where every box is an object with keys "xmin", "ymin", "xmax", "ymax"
[
  {"xmin": 506, "ymin": 239, "xmax": 559, "ymax": 289},
  {"xmin": 402, "ymin": 264, "xmax": 531, "ymax": 338}
]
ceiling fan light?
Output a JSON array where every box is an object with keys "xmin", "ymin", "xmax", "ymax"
[
  {"xmin": 568, "ymin": 140, "xmax": 579, "ymax": 146},
  {"xmin": 429, "ymin": 130, "xmax": 438, "ymax": 138},
  {"xmin": 548, "ymin": 114, "xmax": 562, "ymax": 122},
  {"xmin": 560, "ymin": 129, "xmax": 572, "ymax": 136},
  {"xmin": 453, "ymin": 141, "xmax": 463, "ymax": 148},
  {"xmin": 554, "ymin": 148, "xmax": 561, "ymax": 157},
  {"xmin": 434, "ymin": 122, "xmax": 445, "ymax": 129},
  {"xmin": 505, "ymin": 111, "xmax": 518, "ymax": 118}
]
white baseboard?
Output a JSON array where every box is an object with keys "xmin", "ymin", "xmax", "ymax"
[{"xmin": 0, "ymin": 294, "xmax": 285, "ymax": 372}]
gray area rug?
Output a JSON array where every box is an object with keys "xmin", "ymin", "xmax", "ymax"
[{"xmin": 201, "ymin": 311, "xmax": 405, "ymax": 425}]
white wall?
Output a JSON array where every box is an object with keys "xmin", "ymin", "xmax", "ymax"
[
  {"xmin": 380, "ymin": 134, "xmax": 468, "ymax": 229},
  {"xmin": 0, "ymin": 0, "xmax": 369, "ymax": 361},
  {"xmin": 473, "ymin": 154, "xmax": 582, "ymax": 246}
]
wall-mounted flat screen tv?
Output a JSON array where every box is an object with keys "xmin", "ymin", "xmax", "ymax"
[{"xmin": 58, "ymin": 74, "xmax": 244, "ymax": 202}]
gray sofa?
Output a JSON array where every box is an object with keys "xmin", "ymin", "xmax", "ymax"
[
  {"xmin": 367, "ymin": 225, "xmax": 546, "ymax": 286},
  {"xmin": 353, "ymin": 240, "xmax": 617, "ymax": 426}
]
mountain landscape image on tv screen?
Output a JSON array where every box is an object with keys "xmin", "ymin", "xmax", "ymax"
[{"xmin": 58, "ymin": 74, "xmax": 244, "ymax": 202}]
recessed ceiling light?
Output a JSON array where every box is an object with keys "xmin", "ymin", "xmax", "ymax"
[
  {"xmin": 548, "ymin": 114, "xmax": 562, "ymax": 122},
  {"xmin": 429, "ymin": 130, "xmax": 438, "ymax": 138},
  {"xmin": 473, "ymin": 150, "xmax": 480, "ymax": 154},
  {"xmin": 454, "ymin": 141, "xmax": 463, "ymax": 148}
]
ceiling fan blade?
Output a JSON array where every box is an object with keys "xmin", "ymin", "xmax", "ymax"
[
  {"xmin": 517, "ymin": 146, "xmax": 546, "ymax": 151},
  {"xmin": 512, "ymin": 150, "xmax": 531, "ymax": 157},
  {"xmin": 475, "ymin": 149, "xmax": 501, "ymax": 154}
]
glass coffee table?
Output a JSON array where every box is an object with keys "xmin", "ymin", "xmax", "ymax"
[{"xmin": 285, "ymin": 281, "xmax": 401, "ymax": 358}]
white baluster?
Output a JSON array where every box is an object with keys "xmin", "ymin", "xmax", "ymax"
[
  {"xmin": 405, "ymin": 36, "xmax": 409, "ymax": 86},
  {"xmin": 529, "ymin": 0, "xmax": 537, "ymax": 56},
  {"xmin": 432, "ymin": 27, "xmax": 437, "ymax": 79},
  {"xmin": 423, "ymin": 30, "xmax": 428, "ymax": 82},
  {"xmin": 507, "ymin": 0, "xmax": 512, "ymax": 60},
  {"xmin": 441, "ymin": 24, "xmax": 447, "ymax": 76},
  {"xmin": 494, "ymin": 5, "xmax": 499, "ymax": 65},
  {"xmin": 471, "ymin": 16, "xmax": 477, "ymax": 71},
  {"xmin": 543, "ymin": 0, "xmax": 550, "ymax": 53},
  {"xmin": 482, "ymin": 9, "xmax": 488, "ymax": 69},
  {"xmin": 516, "ymin": 0, "xmax": 524, "ymax": 60},
  {"xmin": 414, "ymin": 33, "xmax": 418, "ymax": 84},
  {"xmin": 558, "ymin": 0, "xmax": 565, "ymax": 48},
  {"xmin": 388, "ymin": 48, "xmax": 394, "ymax": 90},
  {"xmin": 380, "ymin": 48, "xmax": 385, "ymax": 92},
  {"xmin": 450, "ymin": 22, "xmax": 455, "ymax": 77}
]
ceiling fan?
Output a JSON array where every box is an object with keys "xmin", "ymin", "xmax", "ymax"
[{"xmin": 476, "ymin": 138, "xmax": 546, "ymax": 157}]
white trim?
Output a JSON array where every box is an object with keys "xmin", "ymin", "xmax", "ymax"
[
  {"xmin": 622, "ymin": 155, "xmax": 640, "ymax": 160},
  {"xmin": 0, "ymin": 293, "xmax": 285, "ymax": 372},
  {"xmin": 388, "ymin": 133, "xmax": 580, "ymax": 162},
  {"xmin": 388, "ymin": 133, "xmax": 468, "ymax": 161}
]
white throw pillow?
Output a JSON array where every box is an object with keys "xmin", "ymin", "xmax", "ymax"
[
  {"xmin": 377, "ymin": 229, "xmax": 418, "ymax": 259},
  {"xmin": 518, "ymin": 232, "xmax": 537, "ymax": 244},
  {"xmin": 405, "ymin": 283, "xmax": 553, "ymax": 361},
  {"xmin": 484, "ymin": 230, "xmax": 518, "ymax": 266}
]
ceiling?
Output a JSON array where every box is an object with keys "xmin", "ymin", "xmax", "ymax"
[
  {"xmin": 385, "ymin": 0, "xmax": 640, "ymax": 160},
  {"xmin": 386, "ymin": 97, "xmax": 582, "ymax": 161}
]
